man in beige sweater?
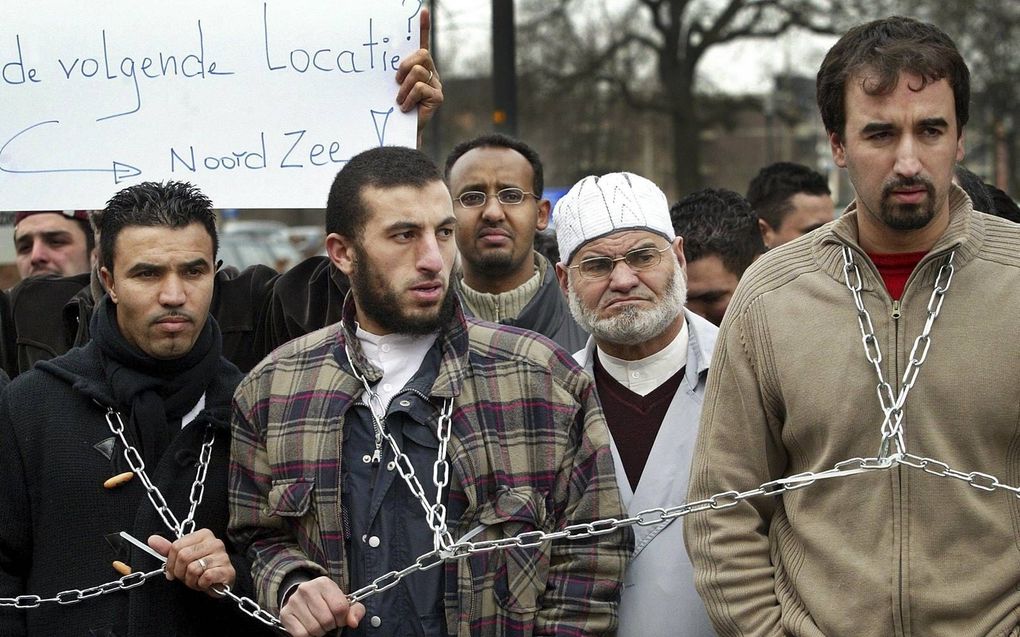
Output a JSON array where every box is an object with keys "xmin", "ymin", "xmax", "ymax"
[{"xmin": 685, "ymin": 16, "xmax": 1020, "ymax": 637}]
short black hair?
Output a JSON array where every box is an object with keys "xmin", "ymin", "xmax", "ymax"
[
  {"xmin": 817, "ymin": 16, "xmax": 970, "ymax": 140},
  {"xmin": 76, "ymin": 217, "xmax": 97, "ymax": 256},
  {"xmin": 443, "ymin": 133, "xmax": 544, "ymax": 197},
  {"xmin": 670, "ymin": 188, "xmax": 765, "ymax": 277},
  {"xmin": 326, "ymin": 146, "xmax": 444, "ymax": 239},
  {"xmin": 99, "ymin": 181, "xmax": 217, "ymax": 272},
  {"xmin": 746, "ymin": 162, "xmax": 831, "ymax": 230}
]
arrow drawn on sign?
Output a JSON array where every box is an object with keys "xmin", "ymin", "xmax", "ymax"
[
  {"xmin": 0, "ymin": 120, "xmax": 142, "ymax": 184},
  {"xmin": 370, "ymin": 107, "xmax": 394, "ymax": 147}
]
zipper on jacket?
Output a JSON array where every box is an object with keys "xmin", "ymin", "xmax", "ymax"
[{"xmin": 891, "ymin": 299, "xmax": 901, "ymax": 320}]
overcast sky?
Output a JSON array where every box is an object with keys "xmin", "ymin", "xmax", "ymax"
[{"xmin": 432, "ymin": 1, "xmax": 838, "ymax": 94}]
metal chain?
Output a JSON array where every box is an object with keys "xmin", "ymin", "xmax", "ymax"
[
  {"xmin": 0, "ymin": 409, "xmax": 223, "ymax": 615},
  {"xmin": 338, "ymin": 455, "xmax": 899, "ymax": 605},
  {"xmin": 0, "ymin": 569, "xmax": 163, "ymax": 610},
  {"xmin": 105, "ymin": 408, "xmax": 216, "ymax": 538},
  {"xmin": 343, "ymin": 333, "xmax": 455, "ymax": 551},
  {"xmin": 897, "ymin": 453, "xmax": 1020, "ymax": 496},
  {"xmin": 841, "ymin": 246, "xmax": 955, "ymax": 458},
  {"xmin": 11, "ymin": 292, "xmax": 1014, "ymax": 634},
  {"xmin": 8, "ymin": 447, "xmax": 1020, "ymax": 631}
]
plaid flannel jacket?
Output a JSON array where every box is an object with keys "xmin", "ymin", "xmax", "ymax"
[{"xmin": 229, "ymin": 299, "xmax": 630, "ymax": 636}]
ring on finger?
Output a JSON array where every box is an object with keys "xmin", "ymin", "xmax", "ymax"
[
  {"xmin": 425, "ymin": 69, "xmax": 434, "ymax": 84},
  {"xmin": 198, "ymin": 557, "xmax": 208, "ymax": 570}
]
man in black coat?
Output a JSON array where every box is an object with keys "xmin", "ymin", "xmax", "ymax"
[{"xmin": 0, "ymin": 181, "xmax": 275, "ymax": 636}]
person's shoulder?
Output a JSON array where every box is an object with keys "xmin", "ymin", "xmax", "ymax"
[
  {"xmin": 9, "ymin": 272, "xmax": 90, "ymax": 309},
  {"xmin": 3, "ymin": 358, "xmax": 79, "ymax": 407},
  {"xmin": 243, "ymin": 322, "xmax": 342, "ymax": 382},
  {"xmin": 727, "ymin": 221, "xmax": 837, "ymax": 317},
  {"xmin": 974, "ymin": 211, "xmax": 1020, "ymax": 267},
  {"xmin": 275, "ymin": 255, "xmax": 334, "ymax": 286},
  {"xmin": 463, "ymin": 317, "xmax": 588, "ymax": 380}
]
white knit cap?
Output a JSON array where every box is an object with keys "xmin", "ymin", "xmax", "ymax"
[{"xmin": 554, "ymin": 172, "xmax": 675, "ymax": 264}]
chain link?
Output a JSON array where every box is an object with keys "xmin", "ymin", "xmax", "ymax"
[
  {"xmin": 0, "ymin": 569, "xmax": 164, "ymax": 610},
  {"xmin": 897, "ymin": 453, "xmax": 1020, "ymax": 496},
  {"xmin": 343, "ymin": 332, "xmax": 455, "ymax": 551},
  {"xmin": 841, "ymin": 247, "xmax": 955, "ymax": 457},
  {"xmin": 105, "ymin": 408, "xmax": 215, "ymax": 538}
]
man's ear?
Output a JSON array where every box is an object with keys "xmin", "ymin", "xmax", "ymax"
[
  {"xmin": 536, "ymin": 199, "xmax": 551, "ymax": 232},
  {"xmin": 758, "ymin": 218, "xmax": 777, "ymax": 249},
  {"xmin": 555, "ymin": 262, "xmax": 570, "ymax": 296},
  {"xmin": 326, "ymin": 233, "xmax": 357, "ymax": 275},
  {"xmin": 672, "ymin": 236, "xmax": 686, "ymax": 273},
  {"xmin": 829, "ymin": 131, "xmax": 847, "ymax": 168},
  {"xmin": 100, "ymin": 266, "xmax": 117, "ymax": 303}
]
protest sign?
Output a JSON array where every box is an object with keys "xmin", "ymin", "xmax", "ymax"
[{"xmin": 0, "ymin": 0, "xmax": 422, "ymax": 209}]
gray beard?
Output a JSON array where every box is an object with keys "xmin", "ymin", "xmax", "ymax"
[{"xmin": 567, "ymin": 265, "xmax": 687, "ymax": 346}]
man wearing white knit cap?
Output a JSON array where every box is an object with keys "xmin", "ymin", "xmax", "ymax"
[{"xmin": 554, "ymin": 172, "xmax": 717, "ymax": 636}]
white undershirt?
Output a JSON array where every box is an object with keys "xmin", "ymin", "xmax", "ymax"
[
  {"xmin": 355, "ymin": 325, "xmax": 439, "ymax": 409},
  {"xmin": 595, "ymin": 320, "xmax": 689, "ymax": 397}
]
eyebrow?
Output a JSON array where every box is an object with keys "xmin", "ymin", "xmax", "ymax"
[
  {"xmin": 15, "ymin": 230, "xmax": 73, "ymax": 244},
  {"xmin": 385, "ymin": 216, "xmax": 458, "ymax": 233},
  {"xmin": 918, "ymin": 117, "xmax": 949, "ymax": 129},
  {"xmin": 860, "ymin": 122, "xmax": 896, "ymax": 135},
  {"xmin": 580, "ymin": 240, "xmax": 660, "ymax": 259},
  {"xmin": 124, "ymin": 258, "xmax": 210, "ymax": 276},
  {"xmin": 861, "ymin": 117, "xmax": 949, "ymax": 135},
  {"xmin": 456, "ymin": 182, "xmax": 520, "ymax": 194}
]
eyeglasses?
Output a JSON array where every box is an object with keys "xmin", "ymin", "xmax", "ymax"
[
  {"xmin": 454, "ymin": 187, "xmax": 538, "ymax": 208},
  {"xmin": 569, "ymin": 245, "xmax": 672, "ymax": 280}
]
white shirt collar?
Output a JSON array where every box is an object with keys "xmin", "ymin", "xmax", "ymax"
[
  {"xmin": 595, "ymin": 320, "xmax": 689, "ymax": 397},
  {"xmin": 356, "ymin": 324, "xmax": 439, "ymax": 409}
]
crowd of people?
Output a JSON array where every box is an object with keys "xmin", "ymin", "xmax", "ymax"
[{"xmin": 1, "ymin": 13, "xmax": 1019, "ymax": 637}]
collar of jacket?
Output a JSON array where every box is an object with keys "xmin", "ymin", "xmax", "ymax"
[
  {"xmin": 35, "ymin": 340, "xmax": 242, "ymax": 431},
  {"xmin": 335, "ymin": 291, "xmax": 468, "ymax": 401},
  {"xmin": 810, "ymin": 184, "xmax": 983, "ymax": 292}
]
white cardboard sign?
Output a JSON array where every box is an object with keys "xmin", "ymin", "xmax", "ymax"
[{"xmin": 0, "ymin": 0, "xmax": 422, "ymax": 210}]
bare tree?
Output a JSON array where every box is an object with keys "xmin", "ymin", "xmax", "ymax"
[{"xmin": 518, "ymin": 0, "xmax": 840, "ymax": 196}]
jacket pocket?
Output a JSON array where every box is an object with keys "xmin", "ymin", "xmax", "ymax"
[
  {"xmin": 469, "ymin": 486, "xmax": 550, "ymax": 615},
  {"xmin": 268, "ymin": 478, "xmax": 315, "ymax": 517},
  {"xmin": 267, "ymin": 478, "xmax": 326, "ymax": 565}
]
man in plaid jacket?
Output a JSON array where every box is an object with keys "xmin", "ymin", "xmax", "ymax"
[{"xmin": 228, "ymin": 146, "xmax": 630, "ymax": 637}]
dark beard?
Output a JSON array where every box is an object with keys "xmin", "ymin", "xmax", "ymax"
[
  {"xmin": 350, "ymin": 250, "xmax": 456, "ymax": 335},
  {"xmin": 878, "ymin": 176, "xmax": 937, "ymax": 230},
  {"xmin": 471, "ymin": 249, "xmax": 518, "ymax": 276}
]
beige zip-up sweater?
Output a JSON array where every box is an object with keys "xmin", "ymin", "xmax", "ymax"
[{"xmin": 685, "ymin": 186, "xmax": 1020, "ymax": 637}]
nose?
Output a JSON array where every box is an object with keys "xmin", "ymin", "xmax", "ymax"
[
  {"xmin": 30, "ymin": 240, "xmax": 52, "ymax": 267},
  {"xmin": 893, "ymin": 135, "xmax": 922, "ymax": 178},
  {"xmin": 606, "ymin": 258, "xmax": 640, "ymax": 292},
  {"xmin": 159, "ymin": 275, "xmax": 186, "ymax": 307},
  {"xmin": 417, "ymin": 234, "xmax": 445, "ymax": 275},
  {"xmin": 480, "ymin": 193, "xmax": 506, "ymax": 223}
]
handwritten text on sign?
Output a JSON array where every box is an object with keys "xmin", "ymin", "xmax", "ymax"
[{"xmin": 0, "ymin": 1, "xmax": 422, "ymax": 210}]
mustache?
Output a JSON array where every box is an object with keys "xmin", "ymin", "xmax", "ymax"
[
  {"xmin": 881, "ymin": 176, "xmax": 935, "ymax": 199},
  {"xmin": 151, "ymin": 310, "xmax": 194, "ymax": 324}
]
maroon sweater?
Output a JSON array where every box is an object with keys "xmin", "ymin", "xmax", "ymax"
[{"xmin": 593, "ymin": 353, "xmax": 685, "ymax": 491}]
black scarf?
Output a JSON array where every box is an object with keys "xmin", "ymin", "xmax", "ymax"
[{"xmin": 91, "ymin": 295, "xmax": 223, "ymax": 468}]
